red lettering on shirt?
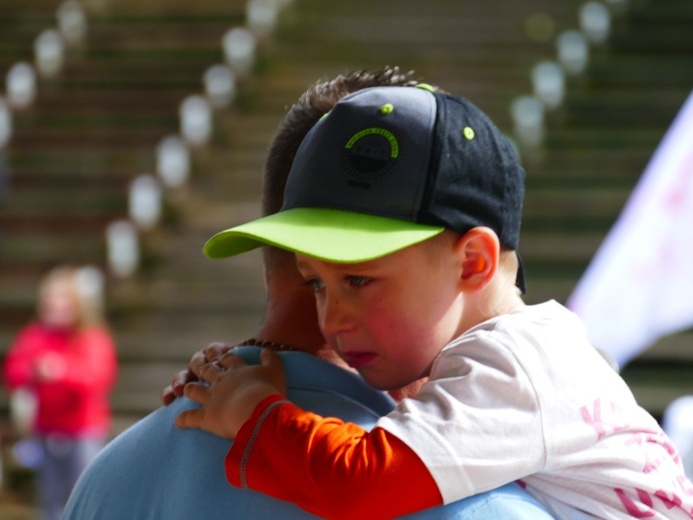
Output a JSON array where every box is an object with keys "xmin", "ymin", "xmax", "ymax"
[
  {"xmin": 580, "ymin": 399, "xmax": 630, "ymax": 440},
  {"xmin": 653, "ymin": 489, "xmax": 682, "ymax": 510},
  {"xmin": 618, "ymin": 432, "xmax": 693, "ymax": 514},
  {"xmin": 626, "ymin": 432, "xmax": 681, "ymax": 473},
  {"xmin": 614, "ymin": 488, "xmax": 656, "ymax": 517},
  {"xmin": 627, "ymin": 435, "xmax": 665, "ymax": 474}
]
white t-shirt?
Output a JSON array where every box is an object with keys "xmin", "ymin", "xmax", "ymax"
[{"xmin": 378, "ymin": 300, "xmax": 693, "ymax": 519}]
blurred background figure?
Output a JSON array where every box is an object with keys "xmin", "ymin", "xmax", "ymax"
[{"xmin": 2, "ymin": 265, "xmax": 117, "ymax": 520}]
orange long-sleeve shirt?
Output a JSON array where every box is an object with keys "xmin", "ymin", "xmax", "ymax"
[{"xmin": 226, "ymin": 395, "xmax": 442, "ymax": 519}]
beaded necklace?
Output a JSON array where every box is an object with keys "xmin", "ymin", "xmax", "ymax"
[{"xmin": 235, "ymin": 337, "xmax": 298, "ymax": 352}]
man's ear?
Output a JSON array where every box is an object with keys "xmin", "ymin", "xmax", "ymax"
[{"xmin": 455, "ymin": 227, "xmax": 500, "ymax": 292}]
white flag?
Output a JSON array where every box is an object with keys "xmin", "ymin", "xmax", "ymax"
[{"xmin": 567, "ymin": 90, "xmax": 693, "ymax": 368}]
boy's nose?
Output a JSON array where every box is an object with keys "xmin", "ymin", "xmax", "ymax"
[{"xmin": 320, "ymin": 293, "xmax": 353, "ymax": 337}]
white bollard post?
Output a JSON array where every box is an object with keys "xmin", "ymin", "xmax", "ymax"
[
  {"xmin": 556, "ymin": 30, "xmax": 589, "ymax": 76},
  {"xmin": 34, "ymin": 29, "xmax": 66, "ymax": 78},
  {"xmin": 156, "ymin": 135, "xmax": 191, "ymax": 188},
  {"xmin": 510, "ymin": 95, "xmax": 546, "ymax": 149},
  {"xmin": 129, "ymin": 175, "xmax": 162, "ymax": 230},
  {"xmin": 204, "ymin": 64, "xmax": 236, "ymax": 109},
  {"xmin": 106, "ymin": 220, "xmax": 139, "ymax": 278},
  {"xmin": 531, "ymin": 61, "xmax": 566, "ymax": 109},
  {"xmin": 222, "ymin": 27, "xmax": 256, "ymax": 77},
  {"xmin": 6, "ymin": 63, "xmax": 38, "ymax": 110}
]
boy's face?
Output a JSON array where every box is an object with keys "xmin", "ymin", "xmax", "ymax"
[{"xmin": 296, "ymin": 236, "xmax": 467, "ymax": 390}]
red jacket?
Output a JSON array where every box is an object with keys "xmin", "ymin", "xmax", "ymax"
[{"xmin": 3, "ymin": 323, "xmax": 118, "ymax": 437}]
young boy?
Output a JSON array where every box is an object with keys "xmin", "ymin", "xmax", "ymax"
[{"xmin": 176, "ymin": 85, "xmax": 693, "ymax": 519}]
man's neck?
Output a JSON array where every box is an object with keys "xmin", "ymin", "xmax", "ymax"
[{"xmin": 255, "ymin": 289, "xmax": 325, "ymax": 356}]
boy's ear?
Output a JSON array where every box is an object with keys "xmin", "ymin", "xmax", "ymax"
[{"xmin": 454, "ymin": 227, "xmax": 500, "ymax": 292}]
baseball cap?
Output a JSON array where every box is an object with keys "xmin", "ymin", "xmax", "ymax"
[{"xmin": 205, "ymin": 85, "xmax": 526, "ymax": 290}]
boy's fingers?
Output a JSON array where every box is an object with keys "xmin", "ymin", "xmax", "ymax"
[
  {"xmin": 203, "ymin": 342, "xmax": 231, "ymax": 362},
  {"xmin": 172, "ymin": 369, "xmax": 193, "ymax": 389},
  {"xmin": 183, "ymin": 381, "xmax": 210, "ymax": 404},
  {"xmin": 260, "ymin": 348, "xmax": 282, "ymax": 368},
  {"xmin": 260, "ymin": 349, "xmax": 287, "ymax": 395},
  {"xmin": 189, "ymin": 351, "xmax": 208, "ymax": 377},
  {"xmin": 218, "ymin": 352, "xmax": 247, "ymax": 370},
  {"xmin": 195, "ymin": 359, "xmax": 227, "ymax": 383},
  {"xmin": 172, "ymin": 380, "xmax": 187, "ymax": 397},
  {"xmin": 175, "ymin": 408, "xmax": 201, "ymax": 429},
  {"xmin": 162, "ymin": 369, "xmax": 195, "ymax": 405},
  {"xmin": 187, "ymin": 343, "xmax": 230, "ymax": 379},
  {"xmin": 161, "ymin": 385, "xmax": 175, "ymax": 405}
]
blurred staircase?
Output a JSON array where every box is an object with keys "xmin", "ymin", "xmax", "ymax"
[
  {"xmin": 1, "ymin": 0, "xmax": 692, "ymax": 441},
  {"xmin": 0, "ymin": 0, "xmax": 257, "ymax": 430}
]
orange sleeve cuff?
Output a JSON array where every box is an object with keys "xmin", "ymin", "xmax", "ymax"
[{"xmin": 226, "ymin": 397, "xmax": 442, "ymax": 519}]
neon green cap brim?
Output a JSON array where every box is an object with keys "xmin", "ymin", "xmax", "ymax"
[{"xmin": 204, "ymin": 207, "xmax": 445, "ymax": 263}]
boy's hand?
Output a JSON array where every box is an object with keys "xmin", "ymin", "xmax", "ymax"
[
  {"xmin": 174, "ymin": 348, "xmax": 286, "ymax": 439},
  {"xmin": 161, "ymin": 342, "xmax": 233, "ymax": 405}
]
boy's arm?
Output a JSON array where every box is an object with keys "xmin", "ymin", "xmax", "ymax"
[
  {"xmin": 176, "ymin": 349, "xmax": 442, "ymax": 519},
  {"xmin": 228, "ymin": 395, "xmax": 442, "ymax": 520}
]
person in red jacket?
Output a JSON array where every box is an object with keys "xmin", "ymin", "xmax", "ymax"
[{"xmin": 3, "ymin": 264, "xmax": 117, "ymax": 520}]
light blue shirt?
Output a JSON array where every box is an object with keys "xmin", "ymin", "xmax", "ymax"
[{"xmin": 63, "ymin": 348, "xmax": 553, "ymax": 519}]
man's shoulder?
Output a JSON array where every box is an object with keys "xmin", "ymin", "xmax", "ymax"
[
  {"xmin": 400, "ymin": 483, "xmax": 554, "ymax": 520},
  {"xmin": 236, "ymin": 347, "xmax": 396, "ymax": 419}
]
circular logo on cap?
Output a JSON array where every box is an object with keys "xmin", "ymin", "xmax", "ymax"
[{"xmin": 343, "ymin": 127, "xmax": 398, "ymax": 182}]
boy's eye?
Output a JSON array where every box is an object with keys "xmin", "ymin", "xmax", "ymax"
[
  {"xmin": 303, "ymin": 278, "xmax": 324, "ymax": 292},
  {"xmin": 347, "ymin": 276, "xmax": 371, "ymax": 288}
]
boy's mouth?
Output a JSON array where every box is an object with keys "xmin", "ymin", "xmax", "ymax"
[{"xmin": 342, "ymin": 352, "xmax": 377, "ymax": 368}]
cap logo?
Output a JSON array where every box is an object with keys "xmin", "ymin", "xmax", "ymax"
[{"xmin": 343, "ymin": 127, "xmax": 399, "ymax": 183}]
